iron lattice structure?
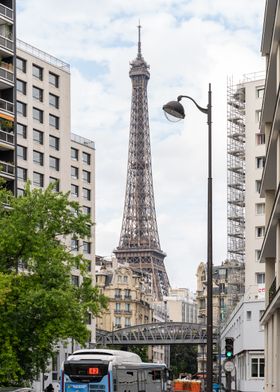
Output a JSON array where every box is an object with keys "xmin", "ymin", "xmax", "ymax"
[
  {"xmin": 96, "ymin": 322, "xmax": 218, "ymax": 346},
  {"xmin": 114, "ymin": 27, "xmax": 169, "ymax": 300}
]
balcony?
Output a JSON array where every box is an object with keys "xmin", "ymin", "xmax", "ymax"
[
  {"xmin": 124, "ymin": 295, "xmax": 132, "ymax": 300},
  {"xmin": 0, "ymin": 128, "xmax": 13, "ymax": 146},
  {"xmin": 0, "ymin": 98, "xmax": 13, "ymax": 114},
  {"xmin": 114, "ymin": 324, "xmax": 122, "ymax": 329},
  {"xmin": 123, "ymin": 310, "xmax": 132, "ymax": 315},
  {"xmin": 0, "ymin": 34, "xmax": 13, "ymax": 53},
  {"xmin": 0, "ymin": 4, "xmax": 13, "ymax": 21},
  {"xmin": 114, "ymin": 309, "xmax": 121, "ymax": 314},
  {"xmin": 114, "ymin": 294, "xmax": 122, "ymax": 300},
  {"xmin": 0, "ymin": 160, "xmax": 14, "ymax": 178},
  {"xmin": 0, "ymin": 61, "xmax": 13, "ymax": 85}
]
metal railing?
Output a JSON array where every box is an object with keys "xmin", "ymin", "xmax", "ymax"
[
  {"xmin": 0, "ymin": 4, "xmax": 13, "ymax": 20},
  {"xmin": 0, "ymin": 63, "xmax": 13, "ymax": 83},
  {"xmin": 0, "ymin": 129, "xmax": 14, "ymax": 144},
  {"xmin": 0, "ymin": 98, "xmax": 13, "ymax": 113},
  {"xmin": 71, "ymin": 133, "xmax": 95, "ymax": 149},
  {"xmin": 0, "ymin": 160, "xmax": 14, "ymax": 176},
  {"xmin": 269, "ymin": 277, "xmax": 276, "ymax": 304},
  {"xmin": 0, "ymin": 34, "xmax": 13, "ymax": 52},
  {"xmin": 17, "ymin": 39, "xmax": 70, "ymax": 73}
]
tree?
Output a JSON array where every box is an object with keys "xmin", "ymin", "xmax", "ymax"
[
  {"xmin": 0, "ymin": 183, "xmax": 108, "ymax": 386},
  {"xmin": 170, "ymin": 344, "xmax": 197, "ymax": 378}
]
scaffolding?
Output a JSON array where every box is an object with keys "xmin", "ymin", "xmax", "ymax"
[{"xmin": 227, "ymin": 78, "xmax": 245, "ymax": 264}]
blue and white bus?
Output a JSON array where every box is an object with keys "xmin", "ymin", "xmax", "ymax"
[{"xmin": 60, "ymin": 349, "xmax": 170, "ymax": 392}]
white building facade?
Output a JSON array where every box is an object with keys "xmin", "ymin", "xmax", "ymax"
[
  {"xmin": 221, "ymin": 76, "xmax": 266, "ymax": 392},
  {"xmin": 15, "ymin": 40, "xmax": 96, "ymax": 392}
]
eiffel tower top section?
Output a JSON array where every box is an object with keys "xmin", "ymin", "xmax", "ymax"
[{"xmin": 129, "ymin": 24, "xmax": 150, "ymax": 79}]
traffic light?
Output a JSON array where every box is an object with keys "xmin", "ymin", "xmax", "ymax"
[{"xmin": 225, "ymin": 337, "xmax": 234, "ymax": 359}]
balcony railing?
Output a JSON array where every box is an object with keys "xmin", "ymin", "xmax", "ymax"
[
  {"xmin": 0, "ymin": 160, "xmax": 14, "ymax": 177},
  {"xmin": 124, "ymin": 295, "xmax": 132, "ymax": 300},
  {"xmin": 114, "ymin": 294, "xmax": 122, "ymax": 299},
  {"xmin": 114, "ymin": 309, "xmax": 121, "ymax": 314},
  {"xmin": 0, "ymin": 62, "xmax": 13, "ymax": 83},
  {"xmin": 0, "ymin": 98, "xmax": 13, "ymax": 113},
  {"xmin": 269, "ymin": 277, "xmax": 276, "ymax": 304},
  {"xmin": 0, "ymin": 4, "xmax": 13, "ymax": 20},
  {"xmin": 0, "ymin": 34, "xmax": 13, "ymax": 52},
  {"xmin": 0, "ymin": 129, "xmax": 13, "ymax": 145}
]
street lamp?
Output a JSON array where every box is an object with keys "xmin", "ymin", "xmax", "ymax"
[{"xmin": 163, "ymin": 84, "xmax": 213, "ymax": 392}]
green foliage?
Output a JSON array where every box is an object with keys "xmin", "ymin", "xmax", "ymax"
[
  {"xmin": 170, "ymin": 344, "xmax": 198, "ymax": 378},
  {"xmin": 0, "ymin": 183, "xmax": 108, "ymax": 386}
]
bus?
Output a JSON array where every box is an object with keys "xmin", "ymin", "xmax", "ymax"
[{"xmin": 60, "ymin": 349, "xmax": 170, "ymax": 392}]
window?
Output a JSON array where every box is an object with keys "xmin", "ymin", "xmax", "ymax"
[
  {"xmin": 83, "ymin": 188, "xmax": 91, "ymax": 201},
  {"xmin": 256, "ymin": 110, "xmax": 261, "ymax": 123},
  {"xmin": 33, "ymin": 129, "xmax": 43, "ymax": 144},
  {"xmin": 246, "ymin": 311, "xmax": 252, "ymax": 321},
  {"xmin": 16, "ymin": 57, "xmax": 26, "ymax": 73},
  {"xmin": 256, "ymin": 273, "xmax": 265, "ymax": 284},
  {"xmin": 114, "ymin": 317, "xmax": 121, "ymax": 328},
  {"xmin": 83, "ymin": 241, "xmax": 91, "ymax": 254},
  {"xmin": 17, "ymin": 145, "xmax": 27, "ymax": 160},
  {"xmin": 33, "ymin": 107, "xmax": 43, "ymax": 123},
  {"xmin": 49, "ymin": 114, "xmax": 59, "ymax": 129},
  {"xmin": 115, "ymin": 303, "xmax": 121, "ymax": 311},
  {"xmin": 71, "ymin": 184, "xmax": 79, "ymax": 198},
  {"xmin": 123, "ymin": 275, "xmax": 128, "ymax": 283},
  {"xmin": 33, "ymin": 150, "xmax": 44, "ymax": 166},
  {"xmin": 256, "ymin": 86, "xmax": 264, "ymax": 98},
  {"xmin": 49, "ymin": 135, "xmax": 59, "ymax": 150},
  {"xmin": 71, "ymin": 166, "xmax": 79, "ymax": 179},
  {"xmin": 256, "ymin": 156, "xmax": 265, "ymax": 169},
  {"xmin": 17, "ymin": 123, "xmax": 27, "ymax": 138},
  {"xmin": 49, "ymin": 156, "xmax": 59, "ymax": 171},
  {"xmin": 32, "ymin": 64, "xmax": 43, "ymax": 80},
  {"xmin": 49, "ymin": 93, "xmax": 59, "ymax": 108},
  {"xmin": 83, "ymin": 206, "xmax": 91, "ymax": 216},
  {"xmin": 82, "ymin": 170, "xmax": 90, "ymax": 183},
  {"xmin": 124, "ymin": 289, "xmax": 131, "ymax": 299},
  {"xmin": 256, "ymin": 226, "xmax": 265, "ymax": 238},
  {"xmin": 256, "ymin": 180, "xmax": 261, "ymax": 193},
  {"xmin": 71, "ymin": 275, "xmax": 79, "ymax": 287},
  {"xmin": 49, "ymin": 72, "xmax": 59, "ymax": 87},
  {"xmin": 17, "ymin": 79, "xmax": 26, "ymax": 95},
  {"xmin": 82, "ymin": 152, "xmax": 91, "ymax": 165},
  {"xmin": 71, "ymin": 147, "xmax": 78, "ymax": 160},
  {"xmin": 33, "ymin": 86, "xmax": 43, "ymax": 102},
  {"xmin": 115, "ymin": 288, "xmax": 121, "ymax": 299},
  {"xmin": 71, "ymin": 239, "xmax": 79, "ymax": 251},
  {"xmin": 125, "ymin": 318, "xmax": 131, "ymax": 327},
  {"xmin": 86, "ymin": 313, "xmax": 92, "ymax": 325},
  {"xmin": 49, "ymin": 177, "xmax": 59, "ymax": 192},
  {"xmin": 17, "ymin": 101, "xmax": 27, "ymax": 117},
  {"xmin": 251, "ymin": 357, "xmax": 264, "ymax": 378},
  {"xmin": 255, "ymin": 250, "xmax": 261, "ymax": 262},
  {"xmin": 256, "ymin": 203, "xmax": 265, "ymax": 215},
  {"xmin": 17, "ymin": 167, "xmax": 27, "ymax": 181},
  {"xmin": 17, "ymin": 188, "xmax": 25, "ymax": 196},
  {"xmin": 124, "ymin": 303, "xmax": 130, "ymax": 312},
  {"xmin": 33, "ymin": 172, "xmax": 44, "ymax": 187},
  {"xmin": 256, "ymin": 133, "xmax": 265, "ymax": 145}
]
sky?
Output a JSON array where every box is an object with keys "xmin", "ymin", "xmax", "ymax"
[{"xmin": 17, "ymin": 0, "xmax": 266, "ymax": 291}]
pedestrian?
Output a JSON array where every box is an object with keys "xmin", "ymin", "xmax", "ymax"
[{"xmin": 45, "ymin": 384, "xmax": 54, "ymax": 392}]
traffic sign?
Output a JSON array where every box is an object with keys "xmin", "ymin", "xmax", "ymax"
[{"xmin": 223, "ymin": 359, "xmax": 235, "ymax": 372}]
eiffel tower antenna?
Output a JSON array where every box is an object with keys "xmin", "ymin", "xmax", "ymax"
[{"xmin": 114, "ymin": 26, "xmax": 169, "ymax": 300}]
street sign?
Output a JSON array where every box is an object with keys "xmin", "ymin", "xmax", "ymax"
[{"xmin": 223, "ymin": 359, "xmax": 235, "ymax": 372}]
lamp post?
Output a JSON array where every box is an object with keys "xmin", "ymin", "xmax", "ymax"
[{"xmin": 163, "ymin": 84, "xmax": 213, "ymax": 392}]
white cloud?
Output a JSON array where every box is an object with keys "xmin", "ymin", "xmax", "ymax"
[{"xmin": 17, "ymin": 0, "xmax": 265, "ymax": 291}]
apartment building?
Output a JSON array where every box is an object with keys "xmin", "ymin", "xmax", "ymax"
[
  {"xmin": 15, "ymin": 40, "xmax": 96, "ymax": 391},
  {"xmin": 220, "ymin": 76, "xmax": 266, "ymax": 392},
  {"xmin": 0, "ymin": 0, "xmax": 15, "ymax": 192},
  {"xmin": 95, "ymin": 256, "xmax": 152, "ymax": 331},
  {"xmin": 259, "ymin": 1, "xmax": 280, "ymax": 391}
]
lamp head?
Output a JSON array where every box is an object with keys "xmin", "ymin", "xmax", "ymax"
[{"xmin": 162, "ymin": 100, "xmax": 185, "ymax": 122}]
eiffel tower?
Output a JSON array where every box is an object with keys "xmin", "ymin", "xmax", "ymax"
[{"xmin": 114, "ymin": 25, "xmax": 169, "ymax": 300}]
